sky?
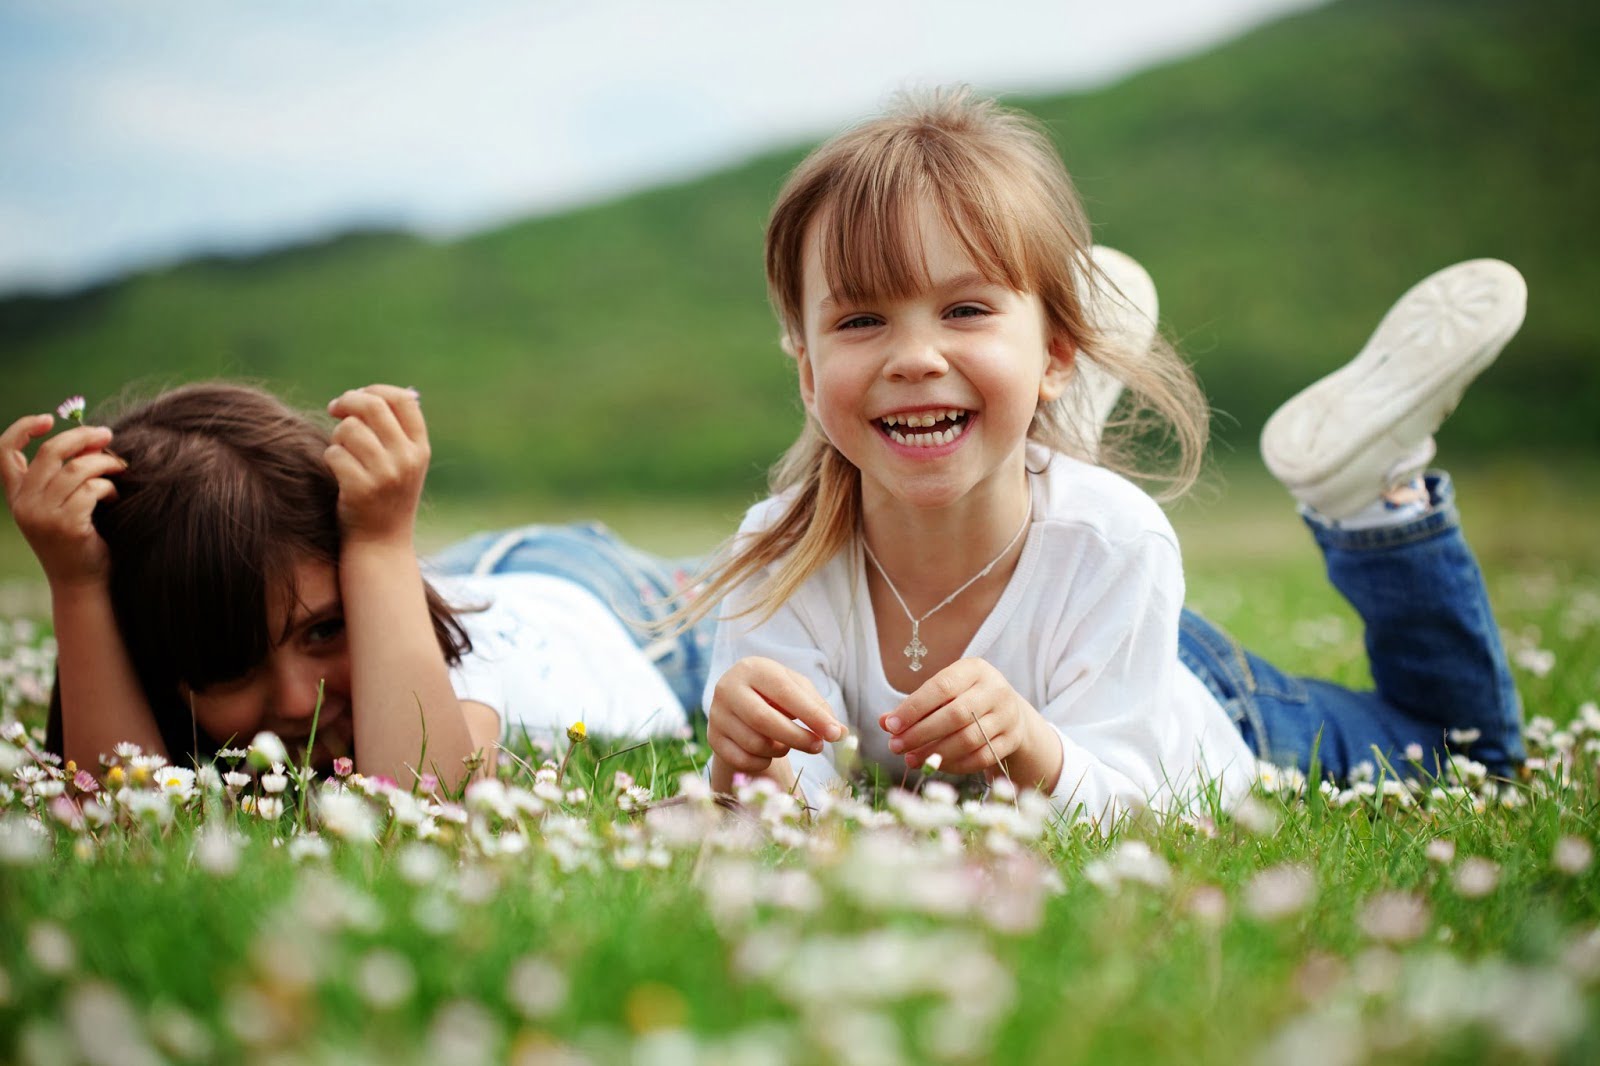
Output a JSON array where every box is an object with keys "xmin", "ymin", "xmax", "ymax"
[{"xmin": 0, "ymin": 0, "xmax": 1329, "ymax": 295}]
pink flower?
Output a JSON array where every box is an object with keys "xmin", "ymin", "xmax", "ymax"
[
  {"xmin": 332, "ymin": 757, "xmax": 353, "ymax": 777},
  {"xmin": 56, "ymin": 395, "xmax": 86, "ymax": 422},
  {"xmin": 72, "ymin": 770, "xmax": 100, "ymax": 794}
]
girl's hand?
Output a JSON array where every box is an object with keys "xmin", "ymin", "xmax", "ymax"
[
  {"xmin": 708, "ymin": 656, "xmax": 845, "ymax": 789},
  {"xmin": 882, "ymin": 658, "xmax": 1063, "ymax": 788},
  {"xmin": 0, "ymin": 415, "xmax": 124, "ymax": 590},
  {"xmin": 325, "ymin": 385, "xmax": 429, "ymax": 547}
]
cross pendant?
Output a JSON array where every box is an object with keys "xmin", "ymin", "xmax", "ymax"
[{"xmin": 903, "ymin": 622, "xmax": 929, "ymax": 673}]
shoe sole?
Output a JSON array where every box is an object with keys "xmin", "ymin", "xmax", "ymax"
[
  {"xmin": 1261, "ymin": 259, "xmax": 1526, "ymax": 518},
  {"xmin": 1071, "ymin": 246, "xmax": 1158, "ymax": 444}
]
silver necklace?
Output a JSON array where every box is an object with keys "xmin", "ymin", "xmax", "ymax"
[{"xmin": 862, "ymin": 507, "xmax": 1032, "ymax": 673}]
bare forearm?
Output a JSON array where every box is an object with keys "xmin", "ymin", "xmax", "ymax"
[
  {"xmin": 341, "ymin": 541, "xmax": 476, "ymax": 790},
  {"xmin": 52, "ymin": 583, "xmax": 166, "ymax": 769}
]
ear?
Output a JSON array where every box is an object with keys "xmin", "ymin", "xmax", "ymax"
[
  {"xmin": 1038, "ymin": 331, "xmax": 1076, "ymax": 403},
  {"xmin": 794, "ymin": 339, "xmax": 819, "ymax": 417}
]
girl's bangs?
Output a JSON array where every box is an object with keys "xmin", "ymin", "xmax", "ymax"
[{"xmin": 814, "ymin": 156, "xmax": 1034, "ymax": 309}]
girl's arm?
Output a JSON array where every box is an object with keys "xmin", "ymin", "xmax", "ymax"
[
  {"xmin": 2, "ymin": 416, "xmax": 167, "ymax": 767},
  {"xmin": 324, "ymin": 386, "xmax": 485, "ymax": 791}
]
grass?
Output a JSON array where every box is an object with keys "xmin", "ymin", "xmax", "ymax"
[{"xmin": 2, "ymin": 470, "xmax": 1597, "ymax": 1063}]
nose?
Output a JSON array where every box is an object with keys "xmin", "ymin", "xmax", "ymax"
[
  {"xmin": 269, "ymin": 658, "xmax": 329, "ymax": 724},
  {"xmin": 882, "ymin": 322, "xmax": 949, "ymax": 383}
]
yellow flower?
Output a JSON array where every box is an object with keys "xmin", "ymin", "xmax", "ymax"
[
  {"xmin": 105, "ymin": 766, "xmax": 125, "ymax": 787},
  {"xmin": 566, "ymin": 722, "xmax": 587, "ymax": 745}
]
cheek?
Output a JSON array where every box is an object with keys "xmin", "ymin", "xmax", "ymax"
[
  {"xmin": 809, "ymin": 358, "xmax": 864, "ymax": 421},
  {"xmin": 189, "ymin": 691, "xmax": 266, "ymax": 744}
]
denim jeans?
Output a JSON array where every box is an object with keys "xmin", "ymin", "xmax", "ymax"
[
  {"xmin": 426, "ymin": 522, "xmax": 715, "ymax": 717},
  {"xmin": 1177, "ymin": 473, "xmax": 1525, "ymax": 780}
]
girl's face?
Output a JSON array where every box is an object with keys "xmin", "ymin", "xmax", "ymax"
[
  {"xmin": 182, "ymin": 559, "xmax": 355, "ymax": 765},
  {"xmin": 794, "ymin": 199, "xmax": 1074, "ymax": 514}
]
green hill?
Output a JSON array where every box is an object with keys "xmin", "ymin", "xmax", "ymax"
[{"xmin": 3, "ymin": 0, "xmax": 1595, "ymax": 502}]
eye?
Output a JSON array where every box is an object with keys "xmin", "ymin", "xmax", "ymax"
[
  {"xmin": 837, "ymin": 314, "xmax": 881, "ymax": 331},
  {"xmin": 946, "ymin": 304, "xmax": 990, "ymax": 319},
  {"xmin": 305, "ymin": 618, "xmax": 346, "ymax": 645}
]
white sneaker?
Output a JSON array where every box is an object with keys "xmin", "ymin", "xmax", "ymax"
[
  {"xmin": 1260, "ymin": 259, "xmax": 1526, "ymax": 519},
  {"xmin": 1070, "ymin": 246, "xmax": 1159, "ymax": 448}
]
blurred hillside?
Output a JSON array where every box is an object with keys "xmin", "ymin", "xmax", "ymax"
[{"xmin": 2, "ymin": 0, "xmax": 1595, "ymax": 501}]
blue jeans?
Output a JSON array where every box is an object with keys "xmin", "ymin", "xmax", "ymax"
[
  {"xmin": 426, "ymin": 522, "xmax": 715, "ymax": 717},
  {"xmin": 1178, "ymin": 473, "xmax": 1525, "ymax": 780}
]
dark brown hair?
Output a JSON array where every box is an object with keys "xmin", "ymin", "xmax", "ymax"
[{"xmin": 46, "ymin": 382, "xmax": 470, "ymax": 761}]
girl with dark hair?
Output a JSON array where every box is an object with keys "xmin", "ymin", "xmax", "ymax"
[{"xmin": 2, "ymin": 382, "xmax": 709, "ymax": 788}]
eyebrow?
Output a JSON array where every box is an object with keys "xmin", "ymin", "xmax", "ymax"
[
  {"xmin": 816, "ymin": 272, "xmax": 1000, "ymax": 311},
  {"xmin": 277, "ymin": 598, "xmax": 342, "ymax": 645}
]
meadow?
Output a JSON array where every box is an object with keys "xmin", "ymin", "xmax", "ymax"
[{"xmin": 2, "ymin": 464, "xmax": 1597, "ymax": 1065}]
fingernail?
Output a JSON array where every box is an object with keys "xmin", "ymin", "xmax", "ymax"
[
  {"xmin": 405, "ymin": 387, "xmax": 420, "ymax": 400},
  {"xmin": 884, "ymin": 716, "xmax": 901, "ymax": 732},
  {"xmin": 888, "ymin": 738, "xmax": 903, "ymax": 753}
]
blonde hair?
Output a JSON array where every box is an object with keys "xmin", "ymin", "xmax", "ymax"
[{"xmin": 680, "ymin": 87, "xmax": 1208, "ymax": 630}]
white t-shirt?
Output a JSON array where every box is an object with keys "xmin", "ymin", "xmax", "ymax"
[
  {"xmin": 434, "ymin": 573, "xmax": 687, "ymax": 745},
  {"xmin": 705, "ymin": 448, "xmax": 1258, "ymax": 822}
]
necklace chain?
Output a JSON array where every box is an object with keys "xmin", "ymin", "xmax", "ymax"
[{"xmin": 862, "ymin": 507, "xmax": 1032, "ymax": 673}]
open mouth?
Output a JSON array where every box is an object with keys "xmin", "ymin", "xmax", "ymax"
[{"xmin": 877, "ymin": 408, "xmax": 972, "ymax": 447}]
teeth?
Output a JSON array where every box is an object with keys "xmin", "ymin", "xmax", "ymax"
[
  {"xmin": 879, "ymin": 408, "xmax": 968, "ymax": 430},
  {"xmin": 885, "ymin": 419, "xmax": 967, "ymax": 448}
]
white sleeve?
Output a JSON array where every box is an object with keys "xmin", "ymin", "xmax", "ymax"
[
  {"xmin": 1038, "ymin": 532, "xmax": 1201, "ymax": 825},
  {"xmin": 703, "ymin": 560, "xmax": 848, "ymax": 808}
]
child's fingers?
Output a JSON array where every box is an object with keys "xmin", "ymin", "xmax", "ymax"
[
  {"xmin": 40, "ymin": 452, "xmax": 126, "ymax": 510},
  {"xmin": 18, "ymin": 425, "xmax": 113, "ymax": 496},
  {"xmin": 736, "ymin": 687, "xmax": 827, "ymax": 755},
  {"xmin": 906, "ymin": 718, "xmax": 1008, "ymax": 772},
  {"xmin": 329, "ymin": 387, "xmax": 414, "ymax": 450},
  {"xmin": 881, "ymin": 659, "xmax": 982, "ymax": 733},
  {"xmin": 352, "ymin": 384, "xmax": 427, "ymax": 445},
  {"xmin": 323, "ymin": 443, "xmax": 367, "ymax": 491},
  {"xmin": 758, "ymin": 667, "xmax": 843, "ymax": 744},
  {"xmin": 932, "ymin": 735, "xmax": 1012, "ymax": 776},
  {"xmin": 63, "ymin": 476, "xmax": 119, "ymax": 518},
  {"xmin": 329, "ymin": 413, "xmax": 389, "ymax": 473},
  {"xmin": 708, "ymin": 736, "xmax": 773, "ymax": 776},
  {"xmin": 0, "ymin": 413, "xmax": 53, "ymax": 452},
  {"xmin": 713, "ymin": 712, "xmax": 792, "ymax": 762},
  {"xmin": 0, "ymin": 414, "xmax": 54, "ymax": 493},
  {"xmin": 888, "ymin": 694, "xmax": 982, "ymax": 753},
  {"xmin": 708, "ymin": 710, "xmax": 779, "ymax": 774}
]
